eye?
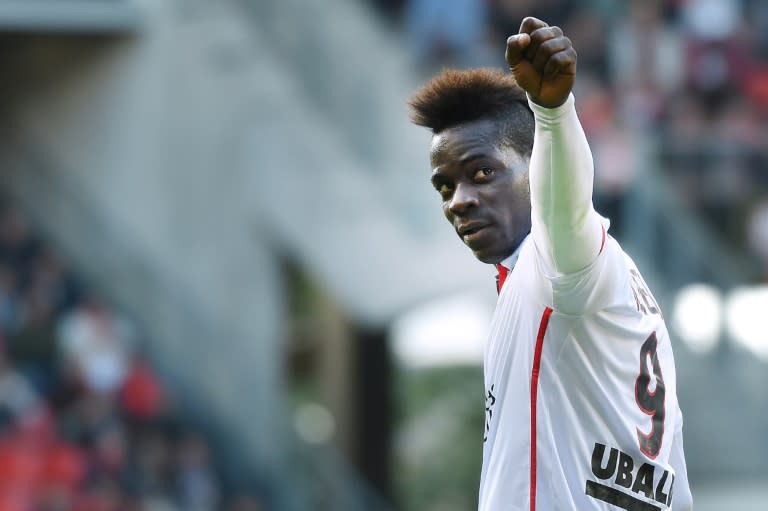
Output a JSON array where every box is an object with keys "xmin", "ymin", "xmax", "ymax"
[
  {"xmin": 436, "ymin": 182, "xmax": 453, "ymax": 198},
  {"xmin": 473, "ymin": 167, "xmax": 495, "ymax": 182}
]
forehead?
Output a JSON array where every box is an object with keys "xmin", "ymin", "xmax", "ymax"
[{"xmin": 430, "ymin": 119, "xmax": 521, "ymax": 169}]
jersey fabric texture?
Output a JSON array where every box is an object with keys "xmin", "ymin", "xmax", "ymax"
[{"xmin": 477, "ymin": 95, "xmax": 693, "ymax": 511}]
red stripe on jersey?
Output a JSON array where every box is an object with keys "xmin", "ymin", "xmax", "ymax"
[
  {"xmin": 530, "ymin": 307, "xmax": 553, "ymax": 511},
  {"xmin": 495, "ymin": 264, "xmax": 509, "ymax": 294}
]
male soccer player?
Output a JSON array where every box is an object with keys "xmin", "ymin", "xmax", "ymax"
[{"xmin": 408, "ymin": 17, "xmax": 693, "ymax": 511}]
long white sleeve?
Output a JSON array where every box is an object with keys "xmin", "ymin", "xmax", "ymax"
[{"xmin": 528, "ymin": 93, "xmax": 604, "ymax": 274}]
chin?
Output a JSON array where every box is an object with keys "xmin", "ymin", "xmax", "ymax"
[
  {"xmin": 472, "ymin": 248, "xmax": 505, "ymax": 265},
  {"xmin": 470, "ymin": 238, "xmax": 519, "ymax": 264}
]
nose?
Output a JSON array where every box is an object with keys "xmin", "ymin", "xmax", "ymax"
[{"xmin": 448, "ymin": 183, "xmax": 479, "ymax": 216}]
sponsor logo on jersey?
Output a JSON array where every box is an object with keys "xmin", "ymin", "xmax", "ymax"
[{"xmin": 585, "ymin": 442, "xmax": 675, "ymax": 510}]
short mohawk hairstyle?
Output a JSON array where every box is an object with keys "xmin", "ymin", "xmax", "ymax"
[{"xmin": 408, "ymin": 68, "xmax": 534, "ymax": 156}]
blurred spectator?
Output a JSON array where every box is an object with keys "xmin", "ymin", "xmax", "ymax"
[
  {"xmin": 88, "ymin": 421, "xmax": 127, "ymax": 480},
  {"xmin": 225, "ymin": 493, "xmax": 266, "ymax": 511},
  {"xmin": 405, "ymin": 0, "xmax": 489, "ymax": 69},
  {"xmin": 8, "ymin": 280, "xmax": 58, "ymax": 398},
  {"xmin": 175, "ymin": 430, "xmax": 220, "ymax": 511},
  {"xmin": 747, "ymin": 0, "xmax": 768, "ymax": 58},
  {"xmin": 0, "ymin": 340, "xmax": 45, "ymax": 432},
  {"xmin": 381, "ymin": 0, "xmax": 768, "ymax": 262},
  {"xmin": 488, "ymin": 0, "xmax": 576, "ymax": 40},
  {"xmin": 0, "ymin": 201, "xmax": 257, "ymax": 511},
  {"xmin": 659, "ymin": 95, "xmax": 708, "ymax": 203},
  {"xmin": 120, "ymin": 354, "xmax": 167, "ymax": 422},
  {"xmin": 681, "ymin": 0, "xmax": 742, "ymax": 42},
  {"xmin": 0, "ymin": 206, "xmax": 39, "ymax": 284},
  {"xmin": 76, "ymin": 476, "xmax": 125, "ymax": 511},
  {"xmin": 681, "ymin": 0, "xmax": 751, "ymax": 110},
  {"xmin": 59, "ymin": 392, "xmax": 122, "ymax": 453},
  {"xmin": 609, "ymin": 0, "xmax": 684, "ymax": 96},
  {"xmin": 0, "ymin": 264, "xmax": 21, "ymax": 333},
  {"xmin": 29, "ymin": 248, "xmax": 79, "ymax": 315},
  {"xmin": 0, "ymin": 406, "xmax": 86, "ymax": 511},
  {"xmin": 563, "ymin": 8, "xmax": 609, "ymax": 81},
  {"xmin": 592, "ymin": 120, "xmax": 637, "ymax": 238},
  {"xmin": 609, "ymin": 0, "xmax": 683, "ymax": 130},
  {"xmin": 127, "ymin": 424, "xmax": 175, "ymax": 499},
  {"xmin": 57, "ymin": 293, "xmax": 136, "ymax": 397}
]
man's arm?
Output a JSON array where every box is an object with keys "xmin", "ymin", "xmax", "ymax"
[{"xmin": 506, "ymin": 17, "xmax": 603, "ymax": 274}]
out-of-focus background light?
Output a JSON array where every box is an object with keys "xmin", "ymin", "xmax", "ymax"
[
  {"xmin": 392, "ymin": 292, "xmax": 491, "ymax": 368},
  {"xmin": 725, "ymin": 286, "xmax": 768, "ymax": 360},
  {"xmin": 294, "ymin": 402, "xmax": 337, "ymax": 445},
  {"xmin": 672, "ymin": 283, "xmax": 723, "ymax": 354}
]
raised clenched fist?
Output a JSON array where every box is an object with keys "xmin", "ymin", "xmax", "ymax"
[{"xmin": 505, "ymin": 16, "xmax": 577, "ymax": 109}]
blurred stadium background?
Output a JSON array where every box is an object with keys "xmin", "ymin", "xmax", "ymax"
[{"xmin": 0, "ymin": 0, "xmax": 765, "ymax": 509}]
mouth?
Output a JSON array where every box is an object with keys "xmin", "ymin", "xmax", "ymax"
[{"xmin": 459, "ymin": 223, "xmax": 493, "ymax": 243}]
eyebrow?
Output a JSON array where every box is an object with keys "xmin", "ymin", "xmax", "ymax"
[{"xmin": 459, "ymin": 152, "xmax": 492, "ymax": 165}]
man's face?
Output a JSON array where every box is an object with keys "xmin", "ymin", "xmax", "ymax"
[{"xmin": 430, "ymin": 119, "xmax": 532, "ymax": 264}]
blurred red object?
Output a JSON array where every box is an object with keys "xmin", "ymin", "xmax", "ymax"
[
  {"xmin": 120, "ymin": 359, "xmax": 165, "ymax": 420},
  {"xmin": 0, "ymin": 411, "xmax": 86, "ymax": 510},
  {"xmin": 744, "ymin": 65, "xmax": 768, "ymax": 109}
]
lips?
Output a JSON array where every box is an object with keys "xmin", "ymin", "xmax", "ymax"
[
  {"xmin": 458, "ymin": 222, "xmax": 493, "ymax": 244},
  {"xmin": 458, "ymin": 222, "xmax": 489, "ymax": 236}
]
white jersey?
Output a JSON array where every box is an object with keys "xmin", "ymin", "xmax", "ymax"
[{"xmin": 478, "ymin": 95, "xmax": 692, "ymax": 511}]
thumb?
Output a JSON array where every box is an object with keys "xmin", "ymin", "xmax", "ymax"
[{"xmin": 505, "ymin": 33, "xmax": 531, "ymax": 68}]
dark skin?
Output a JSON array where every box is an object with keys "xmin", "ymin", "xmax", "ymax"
[
  {"xmin": 430, "ymin": 17, "xmax": 577, "ymax": 264},
  {"xmin": 506, "ymin": 17, "xmax": 576, "ymax": 109},
  {"xmin": 430, "ymin": 121, "xmax": 531, "ymax": 264}
]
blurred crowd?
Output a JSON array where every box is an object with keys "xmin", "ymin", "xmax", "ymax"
[
  {"xmin": 373, "ymin": 0, "xmax": 768, "ymax": 279},
  {"xmin": 0, "ymin": 204, "xmax": 263, "ymax": 511}
]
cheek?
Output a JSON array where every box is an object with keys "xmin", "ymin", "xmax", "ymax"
[{"xmin": 495, "ymin": 186, "xmax": 529, "ymax": 221}]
